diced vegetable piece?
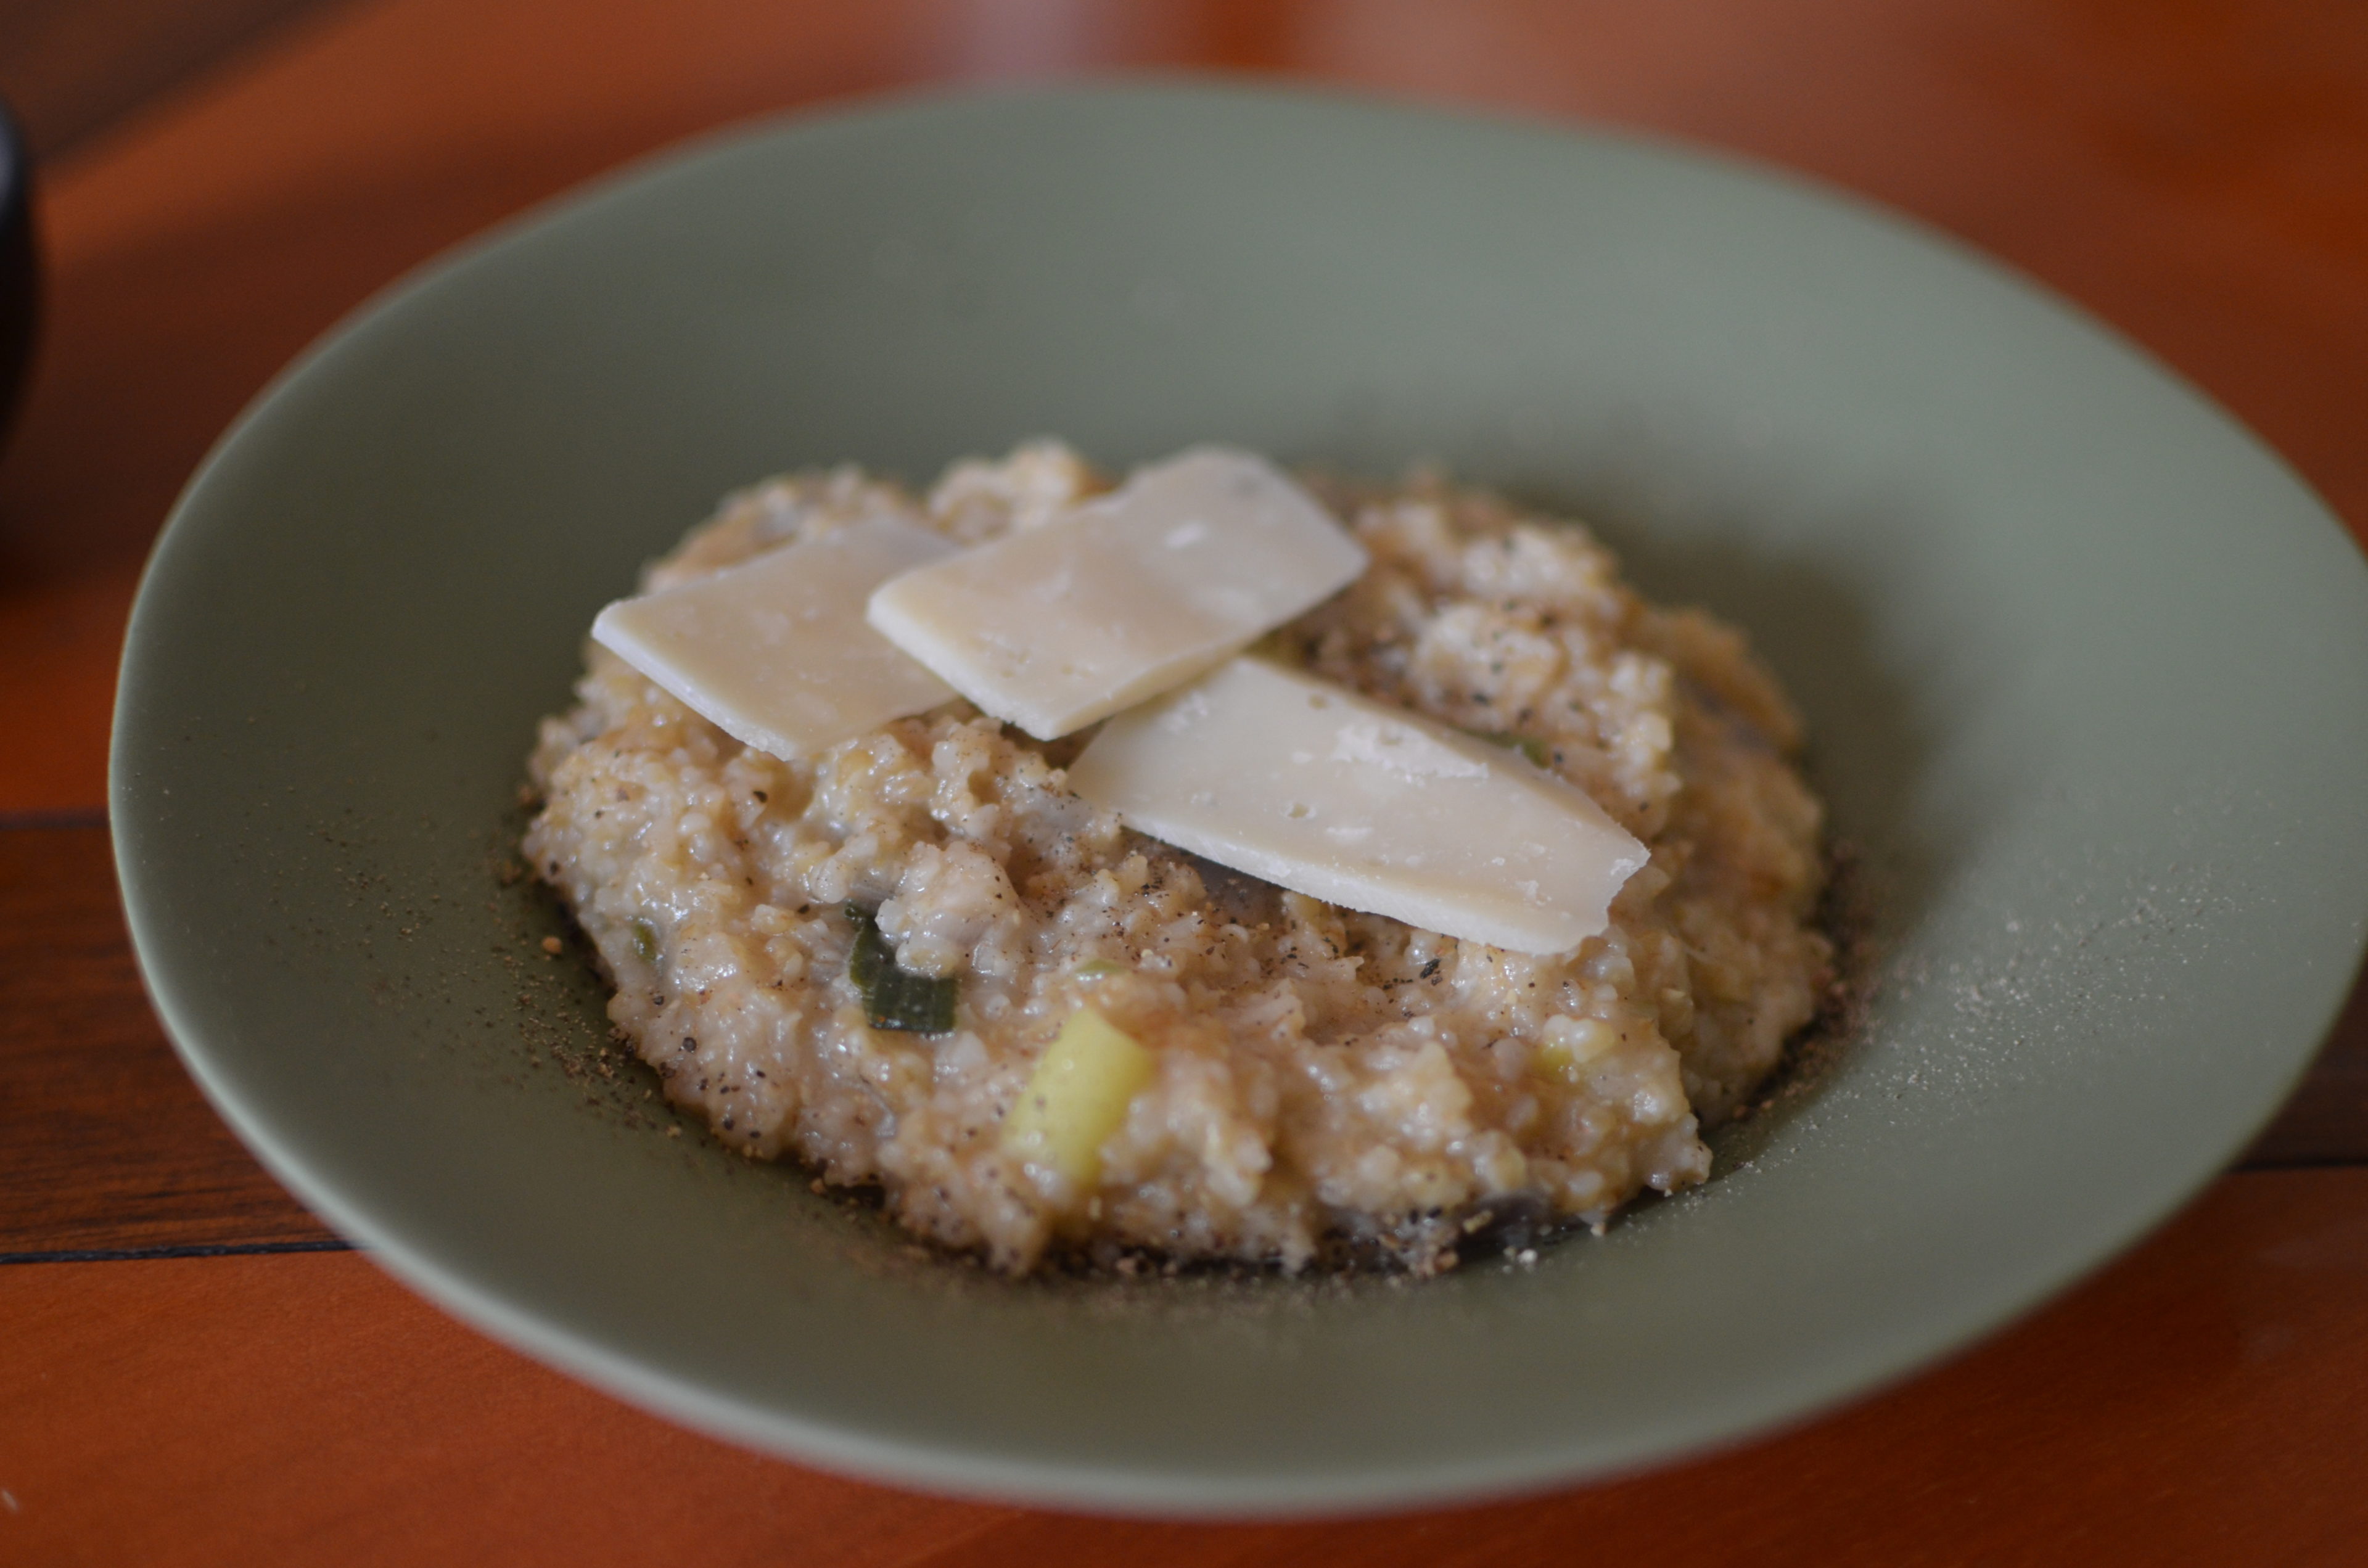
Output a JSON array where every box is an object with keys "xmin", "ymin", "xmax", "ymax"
[
  {"xmin": 629, "ymin": 919, "xmax": 659, "ymax": 964},
  {"xmin": 843, "ymin": 903, "xmax": 959, "ymax": 1034},
  {"xmin": 1532, "ymin": 1017, "xmax": 1621, "ymax": 1085},
  {"xmin": 1477, "ymin": 730, "xmax": 1552, "ymax": 768},
  {"xmin": 1003, "ymin": 1007, "xmax": 1155, "ymax": 1189}
]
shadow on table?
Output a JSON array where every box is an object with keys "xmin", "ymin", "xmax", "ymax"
[{"xmin": 2245, "ymin": 948, "xmax": 2368, "ymax": 1168}]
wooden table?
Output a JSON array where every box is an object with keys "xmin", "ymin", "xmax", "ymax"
[{"xmin": 5, "ymin": 2, "xmax": 2367, "ymax": 1561}]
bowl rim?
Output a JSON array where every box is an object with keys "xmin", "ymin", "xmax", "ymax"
[{"xmin": 109, "ymin": 76, "xmax": 2368, "ymax": 1517}]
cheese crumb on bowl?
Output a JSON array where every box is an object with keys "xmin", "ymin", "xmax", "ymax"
[{"xmin": 524, "ymin": 442, "xmax": 1832, "ymax": 1275}]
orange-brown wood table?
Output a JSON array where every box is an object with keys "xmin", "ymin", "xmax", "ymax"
[{"xmin": 5, "ymin": 2, "xmax": 2368, "ymax": 1562}]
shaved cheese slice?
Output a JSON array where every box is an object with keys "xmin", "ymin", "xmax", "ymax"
[
  {"xmin": 592, "ymin": 515, "xmax": 958, "ymax": 760},
  {"xmin": 1066, "ymin": 659, "xmax": 1650, "ymax": 954},
  {"xmin": 866, "ymin": 447, "xmax": 1367, "ymax": 740}
]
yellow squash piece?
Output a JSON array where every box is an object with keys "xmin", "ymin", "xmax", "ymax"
[
  {"xmin": 1532, "ymin": 1017, "xmax": 1622, "ymax": 1086},
  {"xmin": 1003, "ymin": 1007, "xmax": 1156, "ymax": 1189}
]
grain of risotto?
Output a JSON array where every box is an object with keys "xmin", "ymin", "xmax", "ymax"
[{"xmin": 525, "ymin": 443, "xmax": 1832, "ymax": 1273}]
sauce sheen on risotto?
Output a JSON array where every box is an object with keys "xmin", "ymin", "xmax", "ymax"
[{"xmin": 524, "ymin": 443, "xmax": 1832, "ymax": 1273}]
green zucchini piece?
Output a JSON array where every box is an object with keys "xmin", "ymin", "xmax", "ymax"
[
  {"xmin": 1473, "ymin": 729, "xmax": 1552, "ymax": 768},
  {"xmin": 842, "ymin": 903, "xmax": 959, "ymax": 1034}
]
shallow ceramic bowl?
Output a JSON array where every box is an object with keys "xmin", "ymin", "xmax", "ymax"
[{"xmin": 113, "ymin": 83, "xmax": 2368, "ymax": 1515}]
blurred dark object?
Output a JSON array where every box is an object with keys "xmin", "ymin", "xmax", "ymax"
[{"xmin": 0, "ymin": 97, "xmax": 32, "ymax": 449}]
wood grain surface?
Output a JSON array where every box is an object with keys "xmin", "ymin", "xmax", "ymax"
[
  {"xmin": 3, "ymin": 0, "xmax": 2366, "ymax": 1562},
  {"xmin": 0, "ymin": 827, "xmax": 334, "ymax": 1257},
  {"xmin": 0, "ymin": 0, "xmax": 352, "ymax": 160},
  {"xmin": 6, "ymin": 1169, "xmax": 2366, "ymax": 1564}
]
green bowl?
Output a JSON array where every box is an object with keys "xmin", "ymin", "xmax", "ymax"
[{"xmin": 112, "ymin": 81, "xmax": 2368, "ymax": 1515}]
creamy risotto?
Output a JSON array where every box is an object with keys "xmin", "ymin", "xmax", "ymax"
[{"xmin": 524, "ymin": 443, "xmax": 1831, "ymax": 1273}]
